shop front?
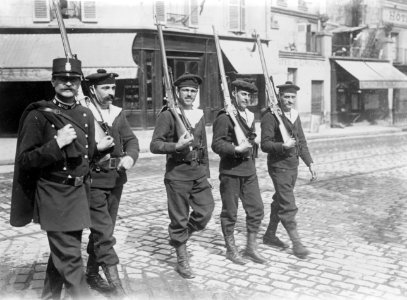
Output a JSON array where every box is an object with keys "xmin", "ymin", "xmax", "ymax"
[{"xmin": 331, "ymin": 58, "xmax": 407, "ymax": 126}]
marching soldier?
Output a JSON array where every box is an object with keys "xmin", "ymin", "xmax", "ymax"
[
  {"xmin": 212, "ymin": 79, "xmax": 267, "ymax": 265},
  {"xmin": 150, "ymin": 72, "xmax": 215, "ymax": 279},
  {"xmin": 261, "ymin": 81, "xmax": 317, "ymax": 259},
  {"xmin": 10, "ymin": 58, "xmax": 113, "ymax": 299},
  {"xmin": 80, "ymin": 69, "xmax": 139, "ymax": 296}
]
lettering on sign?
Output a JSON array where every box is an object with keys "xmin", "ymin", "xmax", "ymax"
[{"xmin": 383, "ymin": 8, "xmax": 407, "ymax": 27}]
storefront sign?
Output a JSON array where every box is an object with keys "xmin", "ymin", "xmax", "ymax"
[
  {"xmin": 360, "ymin": 80, "xmax": 407, "ymax": 89},
  {"xmin": 383, "ymin": 8, "xmax": 407, "ymax": 27}
]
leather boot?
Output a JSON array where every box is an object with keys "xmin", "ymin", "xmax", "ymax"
[
  {"xmin": 287, "ymin": 229, "xmax": 310, "ymax": 259},
  {"xmin": 244, "ymin": 232, "xmax": 267, "ymax": 264},
  {"xmin": 86, "ymin": 256, "xmax": 112, "ymax": 293},
  {"xmin": 101, "ymin": 264, "xmax": 126, "ymax": 297},
  {"xmin": 175, "ymin": 243, "xmax": 195, "ymax": 279},
  {"xmin": 224, "ymin": 235, "xmax": 246, "ymax": 265},
  {"xmin": 263, "ymin": 221, "xmax": 289, "ymax": 249}
]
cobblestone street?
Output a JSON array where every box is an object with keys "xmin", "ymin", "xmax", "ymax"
[{"xmin": 0, "ymin": 132, "xmax": 406, "ymax": 300}]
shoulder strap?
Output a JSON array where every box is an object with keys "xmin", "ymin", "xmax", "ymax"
[{"xmin": 36, "ymin": 107, "xmax": 87, "ymax": 134}]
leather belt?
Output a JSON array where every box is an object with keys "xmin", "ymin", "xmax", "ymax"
[
  {"xmin": 98, "ymin": 157, "xmax": 120, "ymax": 169},
  {"xmin": 42, "ymin": 173, "xmax": 90, "ymax": 186}
]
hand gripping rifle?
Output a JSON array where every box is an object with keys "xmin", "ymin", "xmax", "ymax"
[
  {"xmin": 156, "ymin": 19, "xmax": 192, "ymax": 139},
  {"xmin": 212, "ymin": 25, "xmax": 250, "ymax": 146},
  {"xmin": 254, "ymin": 31, "xmax": 292, "ymax": 143}
]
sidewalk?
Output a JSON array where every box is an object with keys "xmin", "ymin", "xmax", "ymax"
[{"xmin": 0, "ymin": 123, "xmax": 404, "ymax": 169}]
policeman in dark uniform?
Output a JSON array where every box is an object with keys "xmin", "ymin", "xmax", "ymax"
[
  {"xmin": 212, "ymin": 79, "xmax": 267, "ymax": 265},
  {"xmin": 261, "ymin": 81, "xmax": 317, "ymax": 259},
  {"xmin": 150, "ymin": 72, "xmax": 215, "ymax": 279},
  {"xmin": 80, "ymin": 69, "xmax": 139, "ymax": 296},
  {"xmin": 10, "ymin": 57, "xmax": 113, "ymax": 299}
]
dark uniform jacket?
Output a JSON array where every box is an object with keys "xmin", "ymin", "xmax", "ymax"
[
  {"xmin": 261, "ymin": 108, "xmax": 313, "ymax": 169},
  {"xmin": 10, "ymin": 99, "xmax": 96, "ymax": 231},
  {"xmin": 150, "ymin": 110, "xmax": 209, "ymax": 181},
  {"xmin": 91, "ymin": 109, "xmax": 139, "ymax": 189},
  {"xmin": 212, "ymin": 109, "xmax": 257, "ymax": 177}
]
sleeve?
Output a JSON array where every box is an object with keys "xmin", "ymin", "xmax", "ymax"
[
  {"xmin": 119, "ymin": 113, "xmax": 140, "ymax": 163},
  {"xmin": 260, "ymin": 111, "xmax": 285, "ymax": 155},
  {"xmin": 17, "ymin": 111, "xmax": 64, "ymax": 170},
  {"xmin": 296, "ymin": 117, "xmax": 313, "ymax": 166},
  {"xmin": 211, "ymin": 113, "xmax": 236, "ymax": 157},
  {"xmin": 150, "ymin": 111, "xmax": 178, "ymax": 154}
]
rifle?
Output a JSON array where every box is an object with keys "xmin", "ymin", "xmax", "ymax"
[
  {"xmin": 212, "ymin": 25, "xmax": 250, "ymax": 147},
  {"xmin": 254, "ymin": 31, "xmax": 291, "ymax": 143},
  {"xmin": 156, "ymin": 20, "xmax": 192, "ymax": 139},
  {"xmin": 51, "ymin": 0, "xmax": 107, "ymax": 140}
]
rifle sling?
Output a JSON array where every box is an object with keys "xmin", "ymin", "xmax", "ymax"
[{"xmin": 37, "ymin": 107, "xmax": 87, "ymax": 134}]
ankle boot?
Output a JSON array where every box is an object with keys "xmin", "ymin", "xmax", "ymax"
[
  {"xmin": 101, "ymin": 264, "xmax": 126, "ymax": 297},
  {"xmin": 224, "ymin": 235, "xmax": 246, "ymax": 265},
  {"xmin": 86, "ymin": 256, "xmax": 112, "ymax": 293},
  {"xmin": 287, "ymin": 229, "xmax": 310, "ymax": 259},
  {"xmin": 263, "ymin": 221, "xmax": 289, "ymax": 249},
  {"xmin": 244, "ymin": 232, "xmax": 267, "ymax": 264},
  {"xmin": 175, "ymin": 243, "xmax": 195, "ymax": 279}
]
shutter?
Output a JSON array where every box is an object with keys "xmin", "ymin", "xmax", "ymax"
[
  {"xmin": 155, "ymin": 0, "xmax": 166, "ymax": 23},
  {"xmin": 81, "ymin": 0, "xmax": 97, "ymax": 23},
  {"xmin": 296, "ymin": 23, "xmax": 308, "ymax": 52},
  {"xmin": 229, "ymin": 0, "xmax": 240, "ymax": 31},
  {"xmin": 33, "ymin": 0, "xmax": 50, "ymax": 23},
  {"xmin": 240, "ymin": 0, "xmax": 245, "ymax": 32},
  {"xmin": 190, "ymin": 0, "xmax": 199, "ymax": 27}
]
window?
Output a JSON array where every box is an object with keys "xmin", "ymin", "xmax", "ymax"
[
  {"xmin": 228, "ymin": 0, "xmax": 245, "ymax": 33},
  {"xmin": 287, "ymin": 68, "xmax": 297, "ymax": 84},
  {"xmin": 33, "ymin": 0, "xmax": 97, "ymax": 23},
  {"xmin": 155, "ymin": 0, "xmax": 199, "ymax": 28}
]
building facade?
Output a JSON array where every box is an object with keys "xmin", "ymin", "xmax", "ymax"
[{"xmin": 0, "ymin": 0, "xmax": 331, "ymax": 135}]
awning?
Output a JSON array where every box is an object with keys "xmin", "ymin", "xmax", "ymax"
[
  {"xmin": 331, "ymin": 25, "xmax": 367, "ymax": 34},
  {"xmin": 0, "ymin": 33, "xmax": 138, "ymax": 82},
  {"xmin": 219, "ymin": 40, "xmax": 266, "ymax": 75},
  {"xmin": 334, "ymin": 59, "xmax": 407, "ymax": 89}
]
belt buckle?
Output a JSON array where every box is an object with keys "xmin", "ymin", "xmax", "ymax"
[
  {"xmin": 74, "ymin": 176, "xmax": 84, "ymax": 186},
  {"xmin": 109, "ymin": 158, "xmax": 117, "ymax": 169}
]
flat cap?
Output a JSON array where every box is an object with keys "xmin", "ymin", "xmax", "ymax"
[
  {"xmin": 173, "ymin": 72, "xmax": 202, "ymax": 88},
  {"xmin": 231, "ymin": 79, "xmax": 258, "ymax": 93},
  {"xmin": 86, "ymin": 69, "xmax": 119, "ymax": 85},
  {"xmin": 52, "ymin": 57, "xmax": 82, "ymax": 77},
  {"xmin": 277, "ymin": 81, "xmax": 300, "ymax": 93}
]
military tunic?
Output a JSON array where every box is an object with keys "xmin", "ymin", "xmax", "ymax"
[
  {"xmin": 150, "ymin": 109, "xmax": 214, "ymax": 246},
  {"xmin": 260, "ymin": 108, "xmax": 313, "ymax": 230},
  {"xmin": 84, "ymin": 103, "xmax": 140, "ymax": 266},
  {"xmin": 212, "ymin": 109, "xmax": 264, "ymax": 235}
]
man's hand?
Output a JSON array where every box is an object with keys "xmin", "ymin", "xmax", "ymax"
[
  {"xmin": 97, "ymin": 136, "xmax": 115, "ymax": 151},
  {"xmin": 175, "ymin": 132, "xmax": 193, "ymax": 151},
  {"xmin": 282, "ymin": 138, "xmax": 296, "ymax": 149},
  {"xmin": 117, "ymin": 155, "xmax": 134, "ymax": 171},
  {"xmin": 234, "ymin": 140, "xmax": 252, "ymax": 154},
  {"xmin": 56, "ymin": 124, "xmax": 77, "ymax": 148},
  {"xmin": 309, "ymin": 163, "xmax": 317, "ymax": 182}
]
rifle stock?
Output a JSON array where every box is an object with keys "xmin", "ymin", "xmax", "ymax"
[
  {"xmin": 255, "ymin": 32, "xmax": 291, "ymax": 143},
  {"xmin": 212, "ymin": 26, "xmax": 249, "ymax": 146},
  {"xmin": 156, "ymin": 21, "xmax": 190, "ymax": 138}
]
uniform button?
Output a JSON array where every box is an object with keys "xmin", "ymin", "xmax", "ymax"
[
  {"xmin": 85, "ymin": 145, "xmax": 88, "ymax": 148},
  {"xmin": 84, "ymin": 155, "xmax": 88, "ymax": 159},
  {"xmin": 51, "ymin": 124, "xmax": 55, "ymax": 128},
  {"xmin": 85, "ymin": 134, "xmax": 88, "ymax": 138},
  {"xmin": 63, "ymin": 167, "xmax": 67, "ymax": 171},
  {"xmin": 54, "ymin": 135, "xmax": 57, "ymax": 139},
  {"xmin": 85, "ymin": 124, "xmax": 88, "ymax": 127},
  {"xmin": 83, "ymin": 113, "xmax": 87, "ymax": 117}
]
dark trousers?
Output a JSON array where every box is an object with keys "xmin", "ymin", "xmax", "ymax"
[
  {"xmin": 42, "ymin": 231, "xmax": 90, "ymax": 299},
  {"xmin": 268, "ymin": 167, "xmax": 298, "ymax": 231},
  {"xmin": 219, "ymin": 174, "xmax": 264, "ymax": 236},
  {"xmin": 87, "ymin": 185, "xmax": 123, "ymax": 267},
  {"xmin": 164, "ymin": 176, "xmax": 214, "ymax": 247}
]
